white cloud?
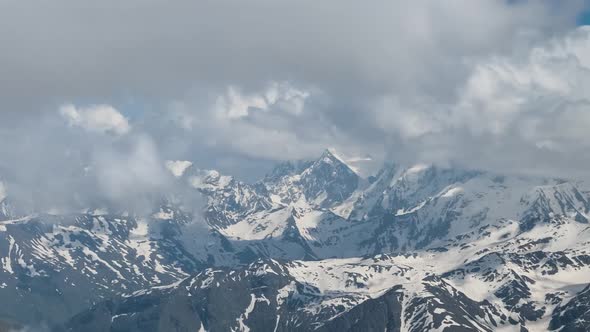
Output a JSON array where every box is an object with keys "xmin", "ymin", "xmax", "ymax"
[
  {"xmin": 213, "ymin": 82, "xmax": 311, "ymax": 120},
  {"xmin": 168, "ymin": 26, "xmax": 590, "ymax": 176},
  {"xmin": 93, "ymin": 136, "xmax": 169, "ymax": 202},
  {"xmin": 60, "ymin": 104, "xmax": 130, "ymax": 135},
  {"xmin": 452, "ymin": 27, "xmax": 590, "ymax": 145},
  {"xmin": 165, "ymin": 160, "xmax": 193, "ymax": 178},
  {"xmin": 373, "ymin": 96, "xmax": 445, "ymax": 139},
  {"xmin": 215, "ymin": 87, "xmax": 268, "ymax": 119},
  {"xmin": 361, "ymin": 26, "xmax": 590, "ymax": 176},
  {"xmin": 0, "ymin": 181, "xmax": 6, "ymax": 202},
  {"xmin": 166, "ymin": 81, "xmax": 355, "ymax": 161}
]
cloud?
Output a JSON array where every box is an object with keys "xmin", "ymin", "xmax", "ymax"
[
  {"xmin": 165, "ymin": 160, "xmax": 193, "ymax": 178},
  {"xmin": 214, "ymin": 82, "xmax": 310, "ymax": 119},
  {"xmin": 93, "ymin": 135, "xmax": 170, "ymax": 205},
  {"xmin": 457, "ymin": 27, "xmax": 590, "ymax": 144},
  {"xmin": 159, "ymin": 25, "xmax": 590, "ymax": 179},
  {"xmin": 0, "ymin": 0, "xmax": 588, "ymax": 212},
  {"xmin": 0, "ymin": 0, "xmax": 582, "ymax": 114},
  {"xmin": 0, "ymin": 181, "xmax": 6, "ymax": 202},
  {"xmin": 367, "ymin": 26, "xmax": 590, "ymax": 176},
  {"xmin": 59, "ymin": 104, "xmax": 130, "ymax": 135},
  {"xmin": 167, "ymin": 81, "xmax": 346, "ymax": 161}
]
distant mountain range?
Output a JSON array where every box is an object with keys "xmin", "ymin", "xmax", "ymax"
[{"xmin": 1, "ymin": 149, "xmax": 590, "ymax": 331}]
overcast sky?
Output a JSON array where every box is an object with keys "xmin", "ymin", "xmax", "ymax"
[{"xmin": 1, "ymin": 0, "xmax": 590, "ymax": 211}]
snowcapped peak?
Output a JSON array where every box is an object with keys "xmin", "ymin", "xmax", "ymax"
[
  {"xmin": 521, "ymin": 181, "xmax": 589, "ymax": 220},
  {"xmin": 319, "ymin": 148, "xmax": 360, "ymax": 175},
  {"xmin": 320, "ymin": 148, "xmax": 379, "ymax": 178},
  {"xmin": 324, "ymin": 147, "xmax": 339, "ymax": 157},
  {"xmin": 293, "ymin": 149, "xmax": 361, "ymax": 208},
  {"xmin": 165, "ymin": 160, "xmax": 193, "ymax": 178},
  {"xmin": 322, "ymin": 148, "xmax": 344, "ymax": 162}
]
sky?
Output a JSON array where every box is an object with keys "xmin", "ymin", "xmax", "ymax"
[{"xmin": 1, "ymin": 0, "xmax": 590, "ymax": 212}]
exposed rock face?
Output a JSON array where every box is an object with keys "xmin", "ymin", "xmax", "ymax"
[{"xmin": 550, "ymin": 285, "xmax": 590, "ymax": 332}]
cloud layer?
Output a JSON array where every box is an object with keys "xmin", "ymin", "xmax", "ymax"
[
  {"xmin": 0, "ymin": 0, "xmax": 589, "ymax": 211},
  {"xmin": 60, "ymin": 104, "xmax": 130, "ymax": 135},
  {"xmin": 162, "ymin": 25, "xmax": 590, "ymax": 177}
]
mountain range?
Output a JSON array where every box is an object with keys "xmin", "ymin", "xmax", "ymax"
[{"xmin": 1, "ymin": 149, "xmax": 590, "ymax": 331}]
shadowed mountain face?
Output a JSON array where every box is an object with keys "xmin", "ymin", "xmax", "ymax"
[{"xmin": 2, "ymin": 150, "xmax": 590, "ymax": 331}]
